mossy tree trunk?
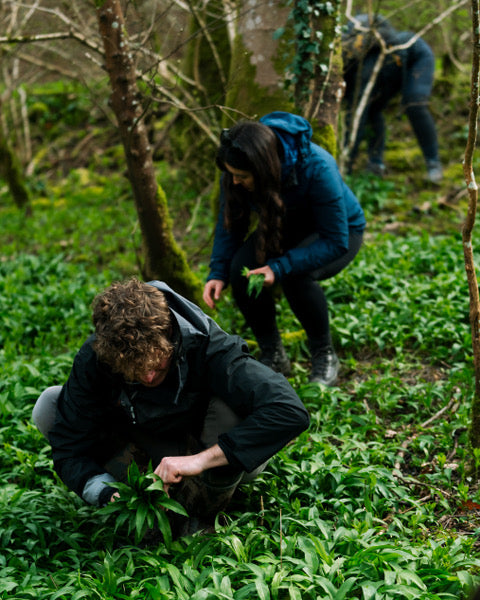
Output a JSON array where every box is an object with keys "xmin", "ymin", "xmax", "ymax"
[
  {"xmin": 0, "ymin": 118, "xmax": 31, "ymax": 215},
  {"xmin": 167, "ymin": 0, "xmax": 232, "ymax": 174},
  {"xmin": 293, "ymin": 0, "xmax": 344, "ymax": 157},
  {"xmin": 182, "ymin": 0, "xmax": 231, "ymax": 108},
  {"xmin": 222, "ymin": 0, "xmax": 341, "ymax": 155},
  {"xmin": 223, "ymin": 0, "xmax": 295, "ymax": 119},
  {"xmin": 96, "ymin": 0, "xmax": 203, "ymax": 304},
  {"xmin": 172, "ymin": 0, "xmax": 342, "ymax": 170}
]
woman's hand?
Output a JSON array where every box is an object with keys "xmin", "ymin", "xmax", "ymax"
[
  {"xmin": 203, "ymin": 279, "xmax": 225, "ymax": 309},
  {"xmin": 247, "ymin": 265, "xmax": 275, "ymax": 287}
]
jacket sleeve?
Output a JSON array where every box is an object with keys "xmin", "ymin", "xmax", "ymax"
[
  {"xmin": 48, "ymin": 342, "xmax": 116, "ymax": 505},
  {"xmin": 204, "ymin": 321, "xmax": 310, "ymax": 471},
  {"xmin": 267, "ymin": 151, "xmax": 361, "ymax": 280}
]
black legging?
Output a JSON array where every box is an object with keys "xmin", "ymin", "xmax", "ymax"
[{"xmin": 230, "ymin": 231, "xmax": 364, "ymax": 348}]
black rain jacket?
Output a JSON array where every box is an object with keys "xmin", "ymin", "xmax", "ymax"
[{"xmin": 48, "ymin": 281, "xmax": 310, "ymax": 501}]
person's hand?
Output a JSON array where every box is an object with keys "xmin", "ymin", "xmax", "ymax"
[
  {"xmin": 247, "ymin": 265, "xmax": 275, "ymax": 287},
  {"xmin": 154, "ymin": 444, "xmax": 228, "ymax": 494},
  {"xmin": 154, "ymin": 455, "xmax": 204, "ymax": 494},
  {"xmin": 110, "ymin": 491, "xmax": 120, "ymax": 502},
  {"xmin": 203, "ymin": 279, "xmax": 225, "ymax": 309}
]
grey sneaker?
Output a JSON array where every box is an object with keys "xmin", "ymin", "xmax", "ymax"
[
  {"xmin": 426, "ymin": 160, "xmax": 443, "ymax": 184},
  {"xmin": 259, "ymin": 343, "xmax": 292, "ymax": 376},
  {"xmin": 309, "ymin": 345, "xmax": 340, "ymax": 386}
]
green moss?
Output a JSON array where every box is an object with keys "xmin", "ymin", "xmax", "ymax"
[
  {"xmin": 225, "ymin": 42, "xmax": 294, "ymax": 118},
  {"xmin": 182, "ymin": 0, "xmax": 231, "ymax": 104},
  {"xmin": 225, "ymin": 10, "xmax": 296, "ymax": 119},
  {"xmin": 312, "ymin": 124, "xmax": 337, "ymax": 157},
  {"xmin": 142, "ymin": 183, "xmax": 204, "ymax": 305}
]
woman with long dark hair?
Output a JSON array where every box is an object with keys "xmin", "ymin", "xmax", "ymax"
[{"xmin": 203, "ymin": 111, "xmax": 366, "ymax": 386}]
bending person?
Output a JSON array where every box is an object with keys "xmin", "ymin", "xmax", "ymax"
[
  {"xmin": 343, "ymin": 14, "xmax": 443, "ymax": 183},
  {"xmin": 33, "ymin": 278, "xmax": 309, "ymax": 537},
  {"xmin": 203, "ymin": 111, "xmax": 366, "ymax": 387}
]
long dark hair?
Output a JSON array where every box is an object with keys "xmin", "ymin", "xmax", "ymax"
[{"xmin": 216, "ymin": 121, "xmax": 285, "ymax": 263}]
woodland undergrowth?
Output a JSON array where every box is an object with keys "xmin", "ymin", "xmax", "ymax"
[{"xmin": 1, "ymin": 75, "xmax": 480, "ymax": 598}]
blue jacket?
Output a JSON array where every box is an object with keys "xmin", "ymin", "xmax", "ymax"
[{"xmin": 208, "ymin": 112, "xmax": 366, "ymax": 283}]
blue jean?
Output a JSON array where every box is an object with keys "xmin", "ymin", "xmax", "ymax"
[{"xmin": 345, "ymin": 38, "xmax": 439, "ymax": 166}]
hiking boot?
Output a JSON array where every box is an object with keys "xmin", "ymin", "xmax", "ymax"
[
  {"xmin": 170, "ymin": 470, "xmax": 240, "ymax": 539},
  {"xmin": 365, "ymin": 160, "xmax": 386, "ymax": 178},
  {"xmin": 259, "ymin": 342, "xmax": 292, "ymax": 376},
  {"xmin": 309, "ymin": 345, "xmax": 340, "ymax": 386},
  {"xmin": 426, "ymin": 160, "xmax": 443, "ymax": 184}
]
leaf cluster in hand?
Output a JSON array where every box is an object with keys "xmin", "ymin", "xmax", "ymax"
[{"xmin": 242, "ymin": 265, "xmax": 265, "ymax": 298}]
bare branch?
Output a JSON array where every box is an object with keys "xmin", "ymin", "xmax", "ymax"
[
  {"xmin": 185, "ymin": 0, "xmax": 227, "ymax": 88},
  {"xmin": 463, "ymin": 0, "xmax": 480, "ymax": 449},
  {"xmin": 0, "ymin": 30, "xmax": 103, "ymax": 55}
]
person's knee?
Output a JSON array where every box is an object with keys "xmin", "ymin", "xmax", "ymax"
[
  {"xmin": 32, "ymin": 385, "xmax": 62, "ymax": 438},
  {"xmin": 240, "ymin": 460, "xmax": 269, "ymax": 483},
  {"xmin": 201, "ymin": 396, "xmax": 242, "ymax": 449}
]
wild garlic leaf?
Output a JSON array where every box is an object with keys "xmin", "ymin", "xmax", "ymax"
[{"xmin": 242, "ymin": 266, "xmax": 265, "ymax": 298}]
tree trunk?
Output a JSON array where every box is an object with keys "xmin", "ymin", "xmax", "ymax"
[
  {"xmin": 294, "ymin": 0, "xmax": 344, "ymax": 156},
  {"xmin": 223, "ymin": 0, "xmax": 341, "ymax": 156},
  {"xmin": 0, "ymin": 118, "xmax": 31, "ymax": 215},
  {"xmin": 224, "ymin": 0, "xmax": 295, "ymax": 119},
  {"xmin": 96, "ymin": 0, "xmax": 203, "ymax": 304}
]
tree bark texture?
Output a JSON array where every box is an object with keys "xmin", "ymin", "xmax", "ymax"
[
  {"xmin": 224, "ymin": 0, "xmax": 340, "ymax": 155},
  {"xmin": 295, "ymin": 0, "xmax": 343, "ymax": 156},
  {"xmin": 96, "ymin": 0, "xmax": 203, "ymax": 304},
  {"xmin": 224, "ymin": 0, "xmax": 295, "ymax": 118},
  {"xmin": 463, "ymin": 0, "xmax": 480, "ymax": 451}
]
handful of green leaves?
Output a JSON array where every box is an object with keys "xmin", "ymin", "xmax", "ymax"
[
  {"xmin": 100, "ymin": 462, "xmax": 188, "ymax": 547},
  {"xmin": 242, "ymin": 266, "xmax": 265, "ymax": 298}
]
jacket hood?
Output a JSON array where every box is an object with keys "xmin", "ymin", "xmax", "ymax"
[
  {"xmin": 147, "ymin": 280, "xmax": 210, "ymax": 341},
  {"xmin": 259, "ymin": 111, "xmax": 312, "ymax": 174},
  {"xmin": 146, "ymin": 280, "xmax": 212, "ymax": 404}
]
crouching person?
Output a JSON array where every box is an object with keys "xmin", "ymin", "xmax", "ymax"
[{"xmin": 33, "ymin": 278, "xmax": 310, "ymax": 536}]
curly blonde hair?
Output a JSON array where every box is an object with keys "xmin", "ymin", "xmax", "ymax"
[{"xmin": 92, "ymin": 278, "xmax": 173, "ymax": 382}]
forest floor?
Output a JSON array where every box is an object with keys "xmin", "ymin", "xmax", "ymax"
[{"xmin": 1, "ymin": 67, "xmax": 480, "ymax": 598}]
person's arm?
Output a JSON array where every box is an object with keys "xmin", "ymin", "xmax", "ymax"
[
  {"xmin": 203, "ymin": 322, "xmax": 310, "ymax": 473},
  {"xmin": 48, "ymin": 340, "xmax": 118, "ymax": 506},
  {"xmin": 206, "ymin": 181, "xmax": 245, "ymax": 284},
  {"xmin": 268, "ymin": 150, "xmax": 364, "ymax": 280},
  {"xmin": 154, "ymin": 444, "xmax": 228, "ymax": 493}
]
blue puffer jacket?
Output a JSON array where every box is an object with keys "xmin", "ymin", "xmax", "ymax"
[{"xmin": 207, "ymin": 111, "xmax": 366, "ymax": 284}]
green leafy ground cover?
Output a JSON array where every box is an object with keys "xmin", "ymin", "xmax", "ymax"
[{"xmin": 1, "ymin": 163, "xmax": 480, "ymax": 599}]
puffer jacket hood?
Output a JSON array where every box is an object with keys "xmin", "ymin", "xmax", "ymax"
[{"xmin": 259, "ymin": 111, "xmax": 312, "ymax": 176}]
